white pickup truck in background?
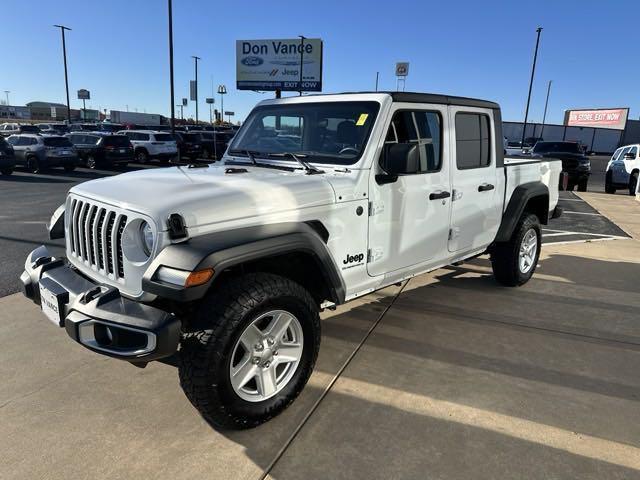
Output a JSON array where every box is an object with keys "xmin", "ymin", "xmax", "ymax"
[{"xmin": 22, "ymin": 92, "xmax": 562, "ymax": 429}]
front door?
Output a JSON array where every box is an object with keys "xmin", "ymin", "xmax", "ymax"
[
  {"xmin": 367, "ymin": 104, "xmax": 452, "ymax": 277},
  {"xmin": 448, "ymin": 107, "xmax": 500, "ymax": 252}
]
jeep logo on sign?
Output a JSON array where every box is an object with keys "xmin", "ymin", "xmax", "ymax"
[
  {"xmin": 343, "ymin": 253, "xmax": 365, "ymax": 265},
  {"xmin": 241, "ymin": 56, "xmax": 264, "ymax": 67}
]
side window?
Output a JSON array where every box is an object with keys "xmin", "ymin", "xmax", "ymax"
[
  {"xmin": 455, "ymin": 113, "xmax": 491, "ymax": 169},
  {"xmin": 139, "ymin": 133, "xmax": 150, "ymax": 141},
  {"xmin": 611, "ymin": 148, "xmax": 622, "ymax": 161},
  {"xmin": 627, "ymin": 146, "xmax": 638, "ymax": 159},
  {"xmin": 7, "ymin": 136, "xmax": 19, "ymax": 145},
  {"xmin": 30, "ymin": 137, "xmax": 39, "ymax": 146},
  {"xmin": 381, "ymin": 110, "xmax": 442, "ymax": 174},
  {"xmin": 618, "ymin": 146, "xmax": 631, "ymax": 160}
]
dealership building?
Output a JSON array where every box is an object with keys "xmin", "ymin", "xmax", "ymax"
[{"xmin": 504, "ymin": 107, "xmax": 639, "ymax": 154}]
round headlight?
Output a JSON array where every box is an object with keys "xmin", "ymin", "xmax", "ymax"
[{"xmin": 140, "ymin": 222, "xmax": 154, "ymax": 256}]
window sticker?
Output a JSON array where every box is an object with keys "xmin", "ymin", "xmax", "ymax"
[{"xmin": 356, "ymin": 113, "xmax": 369, "ymax": 126}]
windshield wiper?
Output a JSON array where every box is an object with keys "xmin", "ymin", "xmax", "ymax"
[
  {"xmin": 267, "ymin": 152, "xmax": 324, "ymax": 174},
  {"xmin": 228, "ymin": 148, "xmax": 259, "ymax": 165}
]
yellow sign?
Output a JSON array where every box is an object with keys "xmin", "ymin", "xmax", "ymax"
[{"xmin": 356, "ymin": 113, "xmax": 369, "ymax": 126}]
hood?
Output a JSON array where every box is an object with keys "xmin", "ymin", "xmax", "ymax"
[{"xmin": 70, "ymin": 164, "xmax": 337, "ymax": 230}]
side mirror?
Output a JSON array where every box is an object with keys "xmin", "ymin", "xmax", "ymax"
[
  {"xmin": 623, "ymin": 152, "xmax": 636, "ymax": 160},
  {"xmin": 377, "ymin": 143, "xmax": 419, "ymax": 184}
]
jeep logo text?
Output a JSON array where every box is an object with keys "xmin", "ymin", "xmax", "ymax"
[{"xmin": 343, "ymin": 253, "xmax": 365, "ymax": 265}]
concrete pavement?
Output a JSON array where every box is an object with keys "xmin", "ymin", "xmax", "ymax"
[{"xmin": 1, "ymin": 192, "xmax": 639, "ymax": 480}]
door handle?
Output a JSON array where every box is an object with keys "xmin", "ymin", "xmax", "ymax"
[
  {"xmin": 478, "ymin": 183, "xmax": 495, "ymax": 192},
  {"xmin": 429, "ymin": 191, "xmax": 451, "ymax": 200}
]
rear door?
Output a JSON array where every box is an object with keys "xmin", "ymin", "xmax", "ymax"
[
  {"xmin": 367, "ymin": 104, "xmax": 452, "ymax": 277},
  {"xmin": 612, "ymin": 146, "xmax": 631, "ymax": 184},
  {"xmin": 448, "ymin": 107, "xmax": 500, "ymax": 252}
]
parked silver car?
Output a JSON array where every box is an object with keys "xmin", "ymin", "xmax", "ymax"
[{"xmin": 6, "ymin": 134, "xmax": 78, "ymax": 173}]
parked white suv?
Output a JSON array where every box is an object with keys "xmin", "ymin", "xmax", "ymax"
[
  {"xmin": 117, "ymin": 130, "xmax": 177, "ymax": 164},
  {"xmin": 606, "ymin": 144, "xmax": 640, "ymax": 195},
  {"xmin": 23, "ymin": 92, "xmax": 562, "ymax": 429}
]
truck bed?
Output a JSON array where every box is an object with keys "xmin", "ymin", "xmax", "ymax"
[{"xmin": 504, "ymin": 156, "xmax": 562, "ymax": 216}]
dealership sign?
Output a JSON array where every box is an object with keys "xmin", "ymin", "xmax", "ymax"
[
  {"xmin": 236, "ymin": 38, "xmax": 323, "ymax": 92},
  {"xmin": 564, "ymin": 108, "xmax": 629, "ymax": 130}
]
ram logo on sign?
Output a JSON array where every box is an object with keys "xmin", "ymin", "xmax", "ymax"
[
  {"xmin": 236, "ymin": 39, "xmax": 323, "ymax": 92},
  {"xmin": 564, "ymin": 108, "xmax": 629, "ymax": 130}
]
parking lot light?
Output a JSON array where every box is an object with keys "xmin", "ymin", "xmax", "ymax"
[
  {"xmin": 521, "ymin": 27, "xmax": 543, "ymax": 147},
  {"xmin": 53, "ymin": 25, "xmax": 72, "ymax": 122},
  {"xmin": 192, "ymin": 56, "xmax": 201, "ymax": 124},
  {"xmin": 168, "ymin": 0, "xmax": 176, "ymax": 134}
]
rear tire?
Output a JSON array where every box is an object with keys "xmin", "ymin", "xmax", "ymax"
[
  {"xmin": 605, "ymin": 171, "xmax": 616, "ymax": 194},
  {"xmin": 629, "ymin": 171, "xmax": 638, "ymax": 196},
  {"xmin": 491, "ymin": 213, "xmax": 541, "ymax": 287},
  {"xmin": 86, "ymin": 155, "xmax": 97, "ymax": 169},
  {"xmin": 135, "ymin": 149, "xmax": 149, "ymax": 164},
  {"xmin": 179, "ymin": 273, "xmax": 320, "ymax": 430},
  {"xmin": 1, "ymin": 168, "xmax": 13, "ymax": 175},
  {"xmin": 26, "ymin": 157, "xmax": 40, "ymax": 174}
]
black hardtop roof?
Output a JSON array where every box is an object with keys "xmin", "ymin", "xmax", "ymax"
[{"xmin": 330, "ymin": 91, "xmax": 500, "ymax": 109}]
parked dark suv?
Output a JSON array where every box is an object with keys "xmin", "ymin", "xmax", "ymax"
[
  {"xmin": 0, "ymin": 136, "xmax": 16, "ymax": 175},
  {"xmin": 172, "ymin": 132, "xmax": 203, "ymax": 161},
  {"xmin": 196, "ymin": 130, "xmax": 234, "ymax": 160},
  {"xmin": 67, "ymin": 133, "xmax": 133, "ymax": 169},
  {"xmin": 531, "ymin": 141, "xmax": 590, "ymax": 191}
]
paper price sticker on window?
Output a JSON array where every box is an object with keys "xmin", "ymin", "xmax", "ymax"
[{"xmin": 356, "ymin": 113, "xmax": 369, "ymax": 126}]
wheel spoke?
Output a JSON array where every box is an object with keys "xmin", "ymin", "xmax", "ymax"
[
  {"xmin": 256, "ymin": 366, "xmax": 278, "ymax": 397},
  {"xmin": 276, "ymin": 342, "xmax": 303, "ymax": 364},
  {"xmin": 266, "ymin": 312, "xmax": 293, "ymax": 341},
  {"xmin": 239, "ymin": 324, "xmax": 263, "ymax": 350},
  {"xmin": 231, "ymin": 356, "xmax": 258, "ymax": 391}
]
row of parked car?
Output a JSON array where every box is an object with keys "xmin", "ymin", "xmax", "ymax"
[{"xmin": 0, "ymin": 122, "xmax": 236, "ymax": 175}]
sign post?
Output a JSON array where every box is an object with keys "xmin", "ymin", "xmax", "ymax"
[
  {"xmin": 395, "ymin": 62, "xmax": 409, "ymax": 92},
  {"xmin": 77, "ymin": 89, "xmax": 90, "ymax": 121},
  {"xmin": 236, "ymin": 38, "xmax": 323, "ymax": 92},
  {"xmin": 206, "ymin": 97, "xmax": 214, "ymax": 124}
]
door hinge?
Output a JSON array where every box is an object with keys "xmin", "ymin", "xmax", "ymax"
[
  {"xmin": 367, "ymin": 247, "xmax": 383, "ymax": 263},
  {"xmin": 452, "ymin": 189, "xmax": 463, "ymax": 202},
  {"xmin": 368, "ymin": 201, "xmax": 384, "ymax": 216},
  {"xmin": 448, "ymin": 227, "xmax": 460, "ymax": 240}
]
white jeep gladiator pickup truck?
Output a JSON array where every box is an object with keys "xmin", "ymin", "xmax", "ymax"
[{"xmin": 21, "ymin": 92, "xmax": 562, "ymax": 429}]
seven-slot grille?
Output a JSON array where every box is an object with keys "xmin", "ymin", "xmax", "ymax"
[{"xmin": 68, "ymin": 198, "xmax": 127, "ymax": 279}]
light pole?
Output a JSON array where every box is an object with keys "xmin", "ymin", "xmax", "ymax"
[
  {"xmin": 541, "ymin": 80, "xmax": 552, "ymax": 139},
  {"xmin": 521, "ymin": 27, "xmax": 543, "ymax": 147},
  {"xmin": 53, "ymin": 24, "xmax": 72, "ymax": 122},
  {"xmin": 168, "ymin": 0, "xmax": 175, "ymax": 134},
  {"xmin": 192, "ymin": 55, "xmax": 201, "ymax": 124},
  {"xmin": 3, "ymin": 91, "xmax": 9, "ymax": 105},
  {"xmin": 176, "ymin": 104, "xmax": 183, "ymax": 120},
  {"xmin": 217, "ymin": 85, "xmax": 227, "ymax": 123},
  {"xmin": 298, "ymin": 35, "xmax": 306, "ymax": 96}
]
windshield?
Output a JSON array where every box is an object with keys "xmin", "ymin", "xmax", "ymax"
[
  {"xmin": 533, "ymin": 142, "xmax": 581, "ymax": 154},
  {"xmin": 20, "ymin": 125, "xmax": 40, "ymax": 133},
  {"xmin": 43, "ymin": 137, "xmax": 73, "ymax": 147},
  {"xmin": 229, "ymin": 101, "xmax": 380, "ymax": 165}
]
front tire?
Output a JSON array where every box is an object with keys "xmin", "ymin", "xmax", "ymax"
[
  {"xmin": 605, "ymin": 171, "xmax": 616, "ymax": 194},
  {"xmin": 0, "ymin": 168, "xmax": 13, "ymax": 175},
  {"xmin": 135, "ymin": 149, "xmax": 149, "ymax": 164},
  {"xmin": 179, "ymin": 272, "xmax": 320, "ymax": 430},
  {"xmin": 577, "ymin": 178, "xmax": 588, "ymax": 192},
  {"xmin": 491, "ymin": 213, "xmax": 541, "ymax": 287},
  {"xmin": 629, "ymin": 171, "xmax": 638, "ymax": 196},
  {"xmin": 26, "ymin": 157, "xmax": 40, "ymax": 174},
  {"xmin": 85, "ymin": 155, "xmax": 97, "ymax": 169}
]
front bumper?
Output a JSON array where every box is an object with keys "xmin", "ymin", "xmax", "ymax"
[
  {"xmin": 20, "ymin": 246, "xmax": 180, "ymax": 362},
  {"xmin": 44, "ymin": 155, "xmax": 78, "ymax": 167}
]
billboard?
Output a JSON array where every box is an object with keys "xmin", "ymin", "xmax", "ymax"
[
  {"xmin": 236, "ymin": 38, "xmax": 323, "ymax": 92},
  {"xmin": 77, "ymin": 89, "xmax": 90, "ymax": 100},
  {"xmin": 564, "ymin": 108, "xmax": 629, "ymax": 130}
]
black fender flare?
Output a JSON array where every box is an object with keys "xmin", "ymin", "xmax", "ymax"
[
  {"xmin": 495, "ymin": 181, "xmax": 549, "ymax": 242},
  {"xmin": 142, "ymin": 222, "xmax": 345, "ymax": 303}
]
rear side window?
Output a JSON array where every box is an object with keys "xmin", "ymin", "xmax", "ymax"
[
  {"xmin": 20, "ymin": 125, "xmax": 40, "ymax": 133},
  {"xmin": 153, "ymin": 133, "xmax": 173, "ymax": 142},
  {"xmin": 611, "ymin": 148, "xmax": 623, "ymax": 161},
  {"xmin": 627, "ymin": 146, "xmax": 638, "ymax": 159},
  {"xmin": 102, "ymin": 135, "xmax": 130, "ymax": 147},
  {"xmin": 43, "ymin": 137, "xmax": 73, "ymax": 147},
  {"xmin": 455, "ymin": 113, "xmax": 491, "ymax": 169}
]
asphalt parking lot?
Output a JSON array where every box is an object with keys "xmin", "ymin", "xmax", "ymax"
[{"xmin": 1, "ymin": 157, "xmax": 639, "ymax": 479}]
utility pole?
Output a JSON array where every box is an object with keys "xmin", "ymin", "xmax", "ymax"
[
  {"xmin": 3, "ymin": 91, "xmax": 9, "ymax": 105},
  {"xmin": 541, "ymin": 80, "xmax": 552, "ymax": 138},
  {"xmin": 521, "ymin": 27, "xmax": 543, "ymax": 147},
  {"xmin": 192, "ymin": 55, "xmax": 201, "ymax": 124},
  {"xmin": 53, "ymin": 25, "xmax": 72, "ymax": 122},
  {"xmin": 176, "ymin": 104, "xmax": 183, "ymax": 120},
  {"xmin": 375, "ymin": 72, "xmax": 379, "ymax": 92},
  {"xmin": 298, "ymin": 35, "xmax": 306, "ymax": 96},
  {"xmin": 168, "ymin": 0, "xmax": 175, "ymax": 134}
]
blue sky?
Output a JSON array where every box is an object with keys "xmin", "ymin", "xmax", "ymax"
[{"xmin": 2, "ymin": 0, "xmax": 639, "ymax": 123}]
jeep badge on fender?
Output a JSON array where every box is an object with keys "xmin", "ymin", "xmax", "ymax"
[{"xmin": 21, "ymin": 91, "xmax": 562, "ymax": 430}]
